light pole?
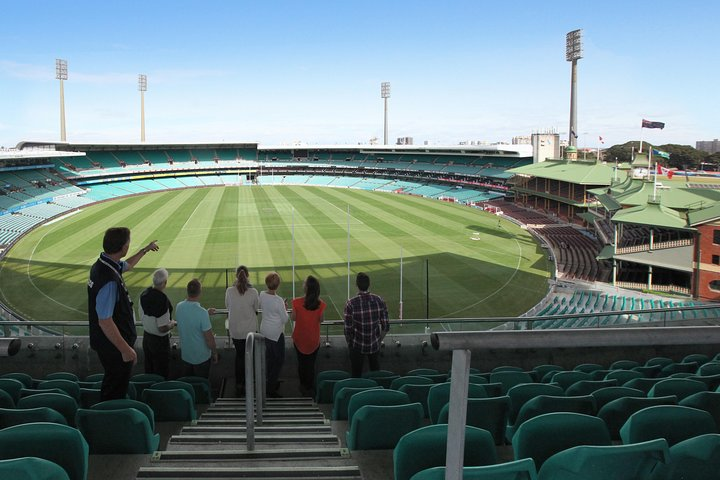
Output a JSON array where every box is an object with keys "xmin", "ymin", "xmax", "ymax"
[
  {"xmin": 138, "ymin": 74, "xmax": 147, "ymax": 142},
  {"xmin": 566, "ymin": 29, "xmax": 582, "ymax": 148},
  {"xmin": 381, "ymin": 82, "xmax": 391, "ymax": 145},
  {"xmin": 56, "ymin": 59, "xmax": 68, "ymax": 142}
]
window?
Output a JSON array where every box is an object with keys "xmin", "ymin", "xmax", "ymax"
[
  {"xmin": 714, "ymin": 255, "xmax": 720, "ymax": 265},
  {"xmin": 710, "ymin": 280, "xmax": 720, "ymax": 292},
  {"xmin": 714, "ymin": 230, "xmax": 720, "ymax": 244}
]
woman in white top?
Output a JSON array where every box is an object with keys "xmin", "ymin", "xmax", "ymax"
[
  {"xmin": 225, "ymin": 265, "xmax": 259, "ymax": 395},
  {"xmin": 259, "ymin": 272, "xmax": 288, "ymax": 397}
]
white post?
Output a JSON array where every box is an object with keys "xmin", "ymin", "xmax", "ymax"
[
  {"xmin": 292, "ymin": 207, "xmax": 296, "ymax": 299},
  {"xmin": 399, "ymin": 246, "xmax": 404, "ymax": 320},
  {"xmin": 445, "ymin": 349, "xmax": 471, "ymax": 480}
]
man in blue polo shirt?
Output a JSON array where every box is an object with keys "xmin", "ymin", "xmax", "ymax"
[
  {"xmin": 88, "ymin": 227, "xmax": 159, "ymax": 401},
  {"xmin": 176, "ymin": 279, "xmax": 218, "ymax": 378}
]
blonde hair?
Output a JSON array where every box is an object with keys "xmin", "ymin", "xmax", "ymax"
[{"xmin": 265, "ymin": 271, "xmax": 281, "ymax": 291}]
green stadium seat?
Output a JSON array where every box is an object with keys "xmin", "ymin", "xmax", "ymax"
[
  {"xmin": 513, "ymin": 412, "xmax": 611, "ymax": 470},
  {"xmin": 331, "ymin": 378, "xmax": 378, "ymax": 403},
  {"xmin": 149, "ymin": 380, "xmax": 196, "ymax": 403},
  {"xmin": 44, "ymin": 372, "xmax": 79, "ymax": 382},
  {"xmin": 390, "ymin": 375, "xmax": 434, "ymax": 390},
  {"xmin": 177, "ymin": 376, "xmax": 213, "ymax": 404},
  {"xmin": 91, "ymin": 398, "xmax": 156, "ymax": 430},
  {"xmin": 346, "ymin": 403, "xmax": 424, "ymax": 450},
  {"xmin": 573, "ymin": 363, "xmax": 604, "ymax": 373},
  {"xmin": 130, "ymin": 373, "xmax": 165, "ymax": 383},
  {"xmin": 649, "ymin": 433, "xmax": 720, "ymax": 480},
  {"xmin": 362, "ymin": 370, "xmax": 399, "ymax": 389},
  {"xmin": 679, "ymin": 391, "xmax": 720, "ymax": 429},
  {"xmin": 550, "ymin": 371, "xmax": 592, "ymax": 392},
  {"xmin": 332, "ymin": 386, "xmax": 381, "ymax": 421},
  {"xmin": 660, "ymin": 362, "xmax": 699, "ymax": 377},
  {"xmin": 682, "ymin": 353, "xmax": 710, "ymax": 366},
  {"xmin": 83, "ymin": 373, "xmax": 104, "ymax": 383},
  {"xmin": 610, "ymin": 360, "xmax": 640, "ymax": 370},
  {"xmin": 315, "ymin": 370, "xmax": 350, "ymax": 403},
  {"xmin": 590, "ymin": 386, "xmax": 645, "ymax": 411},
  {"xmin": 407, "ymin": 368, "xmax": 440, "ymax": 375},
  {"xmin": 0, "ymin": 422, "xmax": 88, "ymax": 480},
  {"xmin": 0, "ymin": 407, "xmax": 67, "ymax": 428},
  {"xmin": 17, "ymin": 393, "xmax": 78, "ymax": 426},
  {"xmin": 427, "ymin": 382, "xmax": 487, "ymax": 424},
  {"xmin": 78, "ymin": 389, "xmax": 102, "ymax": 409},
  {"xmin": 623, "ymin": 377, "xmax": 665, "ymax": 394},
  {"xmin": 0, "ymin": 457, "xmax": 71, "ymax": 480},
  {"xmin": 506, "ymin": 395, "xmax": 596, "ymax": 442},
  {"xmin": 437, "ymin": 396, "xmax": 510, "ymax": 445},
  {"xmin": 0, "ymin": 373, "xmax": 33, "ymax": 388},
  {"xmin": 347, "ymin": 389, "xmax": 410, "ymax": 424},
  {"xmin": 489, "ymin": 371, "xmax": 534, "ymax": 394},
  {"xmin": 76, "ymin": 408, "xmax": 159, "ymax": 454},
  {"xmin": 533, "ymin": 365, "xmax": 563, "ymax": 382},
  {"xmin": 507, "ymin": 383, "xmax": 564, "ymax": 425},
  {"xmin": 37, "ymin": 380, "xmax": 80, "ymax": 402},
  {"xmin": 565, "ymin": 379, "xmax": 617, "ymax": 397},
  {"xmin": 409, "ymin": 458, "xmax": 538, "ymax": 480},
  {"xmin": 604, "ymin": 369, "xmax": 643, "ymax": 385},
  {"xmin": 492, "ymin": 366, "xmax": 525, "ymax": 373},
  {"xmin": 142, "ymin": 388, "xmax": 196, "ymax": 421},
  {"xmin": 398, "ymin": 383, "xmax": 434, "ymax": 418},
  {"xmin": 598, "ymin": 395, "xmax": 678, "ymax": 440},
  {"xmin": 697, "ymin": 362, "xmax": 720, "ymax": 376},
  {"xmin": 538, "ymin": 438, "xmax": 669, "ymax": 480},
  {"xmin": 646, "ymin": 357, "xmax": 674, "ymax": 368},
  {"xmin": 648, "ymin": 378, "xmax": 707, "ymax": 401},
  {"xmin": 619, "ymin": 405, "xmax": 717, "ymax": 447},
  {"xmin": 394, "ymin": 424, "xmax": 497, "ymax": 480},
  {"xmin": 632, "ymin": 365, "xmax": 663, "ymax": 378},
  {"xmin": 0, "ymin": 378, "xmax": 23, "ymax": 405},
  {"xmin": 688, "ymin": 374, "xmax": 720, "ymax": 391}
]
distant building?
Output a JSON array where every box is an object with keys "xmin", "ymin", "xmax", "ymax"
[
  {"xmin": 531, "ymin": 132, "xmax": 560, "ymax": 163},
  {"xmin": 396, "ymin": 136, "xmax": 413, "ymax": 145},
  {"xmin": 512, "ymin": 136, "xmax": 532, "ymax": 145},
  {"xmin": 697, "ymin": 139, "xmax": 720, "ymax": 154}
]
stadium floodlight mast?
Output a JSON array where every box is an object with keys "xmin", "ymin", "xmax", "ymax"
[
  {"xmin": 566, "ymin": 29, "xmax": 582, "ymax": 148},
  {"xmin": 381, "ymin": 82, "xmax": 391, "ymax": 145},
  {"xmin": 138, "ymin": 74, "xmax": 147, "ymax": 143},
  {"xmin": 56, "ymin": 59, "xmax": 68, "ymax": 142}
]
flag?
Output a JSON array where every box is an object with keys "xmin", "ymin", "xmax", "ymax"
[
  {"xmin": 570, "ymin": 129, "xmax": 578, "ymax": 139},
  {"xmin": 652, "ymin": 148, "xmax": 670, "ymax": 159},
  {"xmin": 598, "ymin": 136, "xmax": 604, "ymax": 144},
  {"xmin": 642, "ymin": 119, "xmax": 665, "ymax": 129},
  {"xmin": 656, "ymin": 163, "xmax": 674, "ymax": 179}
]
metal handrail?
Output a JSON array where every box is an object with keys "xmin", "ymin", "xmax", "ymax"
[{"xmin": 244, "ymin": 332, "xmax": 266, "ymax": 451}]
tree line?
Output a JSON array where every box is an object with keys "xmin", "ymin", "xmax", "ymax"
[{"xmin": 602, "ymin": 141, "xmax": 720, "ymax": 170}]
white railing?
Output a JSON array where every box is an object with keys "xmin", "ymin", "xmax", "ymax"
[{"xmin": 244, "ymin": 332, "xmax": 267, "ymax": 451}]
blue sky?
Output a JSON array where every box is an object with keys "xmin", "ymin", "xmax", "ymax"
[{"xmin": 0, "ymin": 0, "xmax": 717, "ymax": 148}]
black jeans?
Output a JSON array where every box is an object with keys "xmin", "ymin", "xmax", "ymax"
[
  {"xmin": 233, "ymin": 338, "xmax": 246, "ymax": 388},
  {"xmin": 183, "ymin": 358, "xmax": 211, "ymax": 379},
  {"xmin": 265, "ymin": 333, "xmax": 285, "ymax": 393},
  {"xmin": 96, "ymin": 347, "xmax": 134, "ymax": 401},
  {"xmin": 295, "ymin": 344, "xmax": 319, "ymax": 390},
  {"xmin": 349, "ymin": 346, "xmax": 380, "ymax": 378},
  {"xmin": 142, "ymin": 333, "xmax": 169, "ymax": 379}
]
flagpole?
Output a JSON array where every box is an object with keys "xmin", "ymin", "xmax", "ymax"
[
  {"xmin": 347, "ymin": 205, "xmax": 351, "ymax": 300},
  {"xmin": 653, "ymin": 159, "xmax": 658, "ymax": 202},
  {"xmin": 640, "ymin": 121, "xmax": 644, "ymax": 153},
  {"xmin": 399, "ymin": 246, "xmax": 403, "ymax": 321}
]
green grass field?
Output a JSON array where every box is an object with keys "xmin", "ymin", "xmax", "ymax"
[{"xmin": 0, "ymin": 186, "xmax": 551, "ymax": 331}]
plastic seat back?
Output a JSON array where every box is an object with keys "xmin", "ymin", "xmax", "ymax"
[
  {"xmin": 347, "ymin": 389, "xmax": 410, "ymax": 424},
  {"xmin": 697, "ymin": 362, "xmax": 720, "ymax": 376},
  {"xmin": 660, "ymin": 362, "xmax": 699, "ymax": 377},
  {"xmin": 679, "ymin": 391, "xmax": 720, "ymax": 430},
  {"xmin": 591, "ymin": 386, "xmax": 645, "ymax": 411},
  {"xmin": 130, "ymin": 373, "xmax": 165, "ymax": 383},
  {"xmin": 513, "ymin": 412, "xmax": 611, "ymax": 470},
  {"xmin": 398, "ymin": 383, "xmax": 434, "ymax": 418},
  {"xmin": 574, "ymin": 363, "xmax": 604, "ymax": 374},
  {"xmin": 150, "ymin": 381, "xmax": 196, "ymax": 403},
  {"xmin": 507, "ymin": 383, "xmax": 564, "ymax": 425},
  {"xmin": 648, "ymin": 433, "xmax": 720, "ymax": 480},
  {"xmin": 37, "ymin": 380, "xmax": 81, "ymax": 401},
  {"xmin": 648, "ymin": 378, "xmax": 707, "ymax": 402},
  {"xmin": 0, "ymin": 378, "xmax": 24, "ymax": 404},
  {"xmin": 407, "ymin": 368, "xmax": 440, "ymax": 376},
  {"xmin": 565, "ymin": 379, "xmax": 617, "ymax": 397},
  {"xmin": 0, "ymin": 456, "xmax": 71, "ymax": 480},
  {"xmin": 0, "ymin": 422, "xmax": 88, "ymax": 480},
  {"xmin": 0, "ymin": 390, "xmax": 14, "ymax": 409},
  {"xmin": 598, "ymin": 395, "xmax": 677, "ymax": 440},
  {"xmin": 508, "ymin": 395, "xmax": 595, "ymax": 441},
  {"xmin": 390, "ymin": 375, "xmax": 434, "ymax": 390},
  {"xmin": 427, "ymin": 382, "xmax": 487, "ymax": 424},
  {"xmin": 437, "ymin": 396, "xmax": 510, "ymax": 445},
  {"xmin": 619, "ymin": 405, "xmax": 717, "ymax": 447},
  {"xmin": 84, "ymin": 373, "xmax": 104, "ymax": 383},
  {"xmin": 76, "ymin": 408, "xmax": 159, "ymax": 454},
  {"xmin": 551, "ymin": 371, "xmax": 592, "ymax": 392},
  {"xmin": 142, "ymin": 388, "xmax": 196, "ymax": 421},
  {"xmin": 0, "ymin": 373, "xmax": 33, "ymax": 388},
  {"xmin": 331, "ymin": 378, "xmax": 378, "ymax": 402},
  {"xmin": 315, "ymin": 370, "xmax": 351, "ymax": 403},
  {"xmin": 17, "ymin": 393, "xmax": 78, "ymax": 426},
  {"xmin": 623, "ymin": 377, "xmax": 665, "ymax": 394},
  {"xmin": 610, "ymin": 360, "xmax": 640, "ymax": 370},
  {"xmin": 44, "ymin": 372, "xmax": 79, "ymax": 382},
  {"xmin": 332, "ymin": 386, "xmax": 381, "ymax": 420},
  {"xmin": 0, "ymin": 407, "xmax": 67, "ymax": 428},
  {"xmin": 682, "ymin": 353, "xmax": 710, "ymax": 366},
  {"xmin": 646, "ymin": 357, "xmax": 674, "ymax": 368},
  {"xmin": 538, "ymin": 438, "xmax": 669, "ymax": 480},
  {"xmin": 408, "ymin": 458, "xmax": 537, "ymax": 480},
  {"xmin": 533, "ymin": 364, "xmax": 563, "ymax": 382},
  {"xmin": 92, "ymin": 398, "xmax": 156, "ymax": 430},
  {"xmin": 604, "ymin": 369, "xmax": 643, "ymax": 385},
  {"xmin": 394, "ymin": 424, "xmax": 497, "ymax": 480},
  {"xmin": 177, "ymin": 376, "xmax": 213, "ymax": 404},
  {"xmin": 489, "ymin": 371, "xmax": 534, "ymax": 394},
  {"xmin": 79, "ymin": 388, "xmax": 102, "ymax": 409},
  {"xmin": 346, "ymin": 403, "xmax": 424, "ymax": 450}
]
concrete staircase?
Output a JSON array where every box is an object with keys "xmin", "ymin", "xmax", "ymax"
[{"xmin": 137, "ymin": 396, "xmax": 362, "ymax": 479}]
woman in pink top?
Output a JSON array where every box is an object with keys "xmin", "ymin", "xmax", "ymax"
[{"xmin": 291, "ymin": 275, "xmax": 326, "ymax": 397}]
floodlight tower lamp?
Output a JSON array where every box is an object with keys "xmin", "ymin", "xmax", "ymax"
[
  {"xmin": 139, "ymin": 74, "xmax": 147, "ymax": 142},
  {"xmin": 566, "ymin": 29, "xmax": 582, "ymax": 148},
  {"xmin": 56, "ymin": 59, "xmax": 68, "ymax": 142},
  {"xmin": 381, "ymin": 82, "xmax": 391, "ymax": 145}
]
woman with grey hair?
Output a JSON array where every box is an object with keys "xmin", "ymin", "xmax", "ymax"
[{"xmin": 139, "ymin": 268, "xmax": 175, "ymax": 378}]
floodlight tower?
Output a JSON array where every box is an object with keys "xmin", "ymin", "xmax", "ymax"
[
  {"xmin": 138, "ymin": 74, "xmax": 147, "ymax": 142},
  {"xmin": 381, "ymin": 82, "xmax": 391, "ymax": 145},
  {"xmin": 56, "ymin": 59, "xmax": 68, "ymax": 142},
  {"xmin": 566, "ymin": 29, "xmax": 583, "ymax": 148}
]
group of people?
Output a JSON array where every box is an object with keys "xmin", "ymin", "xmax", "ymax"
[{"xmin": 88, "ymin": 226, "xmax": 391, "ymax": 402}]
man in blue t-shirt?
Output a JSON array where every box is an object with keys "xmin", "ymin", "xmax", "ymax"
[{"xmin": 176, "ymin": 279, "xmax": 218, "ymax": 378}]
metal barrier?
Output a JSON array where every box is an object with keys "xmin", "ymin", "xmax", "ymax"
[{"xmin": 244, "ymin": 332, "xmax": 266, "ymax": 451}]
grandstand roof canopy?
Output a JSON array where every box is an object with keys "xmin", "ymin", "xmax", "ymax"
[
  {"xmin": 611, "ymin": 200, "xmax": 691, "ymax": 230},
  {"xmin": 601, "ymin": 178, "xmax": 720, "ymax": 211},
  {"xmin": 687, "ymin": 202, "xmax": 720, "ymax": 226},
  {"xmin": 508, "ymin": 159, "xmax": 613, "ymax": 185},
  {"xmin": 614, "ymin": 245, "xmax": 694, "ymax": 272}
]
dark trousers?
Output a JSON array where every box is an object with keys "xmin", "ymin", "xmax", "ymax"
[
  {"xmin": 233, "ymin": 338, "xmax": 246, "ymax": 388},
  {"xmin": 349, "ymin": 346, "xmax": 380, "ymax": 378},
  {"xmin": 295, "ymin": 345, "xmax": 319, "ymax": 390},
  {"xmin": 96, "ymin": 347, "xmax": 134, "ymax": 401},
  {"xmin": 265, "ymin": 333, "xmax": 285, "ymax": 393},
  {"xmin": 183, "ymin": 358, "xmax": 211, "ymax": 379},
  {"xmin": 142, "ymin": 333, "xmax": 170, "ymax": 379}
]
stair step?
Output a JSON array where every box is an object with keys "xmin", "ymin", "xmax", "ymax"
[
  {"xmin": 182, "ymin": 426, "xmax": 333, "ymax": 434},
  {"xmin": 169, "ymin": 433, "xmax": 341, "ymax": 445},
  {"xmin": 154, "ymin": 447, "xmax": 349, "ymax": 461},
  {"xmin": 206, "ymin": 405, "xmax": 318, "ymax": 412},
  {"xmin": 201, "ymin": 412, "xmax": 324, "ymax": 420},
  {"xmin": 195, "ymin": 418, "xmax": 328, "ymax": 427},
  {"xmin": 137, "ymin": 465, "xmax": 361, "ymax": 479}
]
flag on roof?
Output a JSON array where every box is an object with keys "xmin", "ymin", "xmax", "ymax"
[
  {"xmin": 642, "ymin": 119, "xmax": 665, "ymax": 129},
  {"xmin": 598, "ymin": 136, "xmax": 604, "ymax": 144},
  {"xmin": 656, "ymin": 163, "xmax": 674, "ymax": 179},
  {"xmin": 652, "ymin": 148, "xmax": 670, "ymax": 159}
]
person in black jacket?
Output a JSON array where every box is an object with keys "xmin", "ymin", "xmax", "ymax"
[{"xmin": 88, "ymin": 227, "xmax": 158, "ymax": 401}]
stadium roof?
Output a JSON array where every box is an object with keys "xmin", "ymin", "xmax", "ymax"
[
  {"xmin": 599, "ymin": 178, "xmax": 720, "ymax": 211},
  {"xmin": 508, "ymin": 159, "xmax": 614, "ymax": 185},
  {"xmin": 614, "ymin": 245, "xmax": 694, "ymax": 272},
  {"xmin": 687, "ymin": 202, "xmax": 720, "ymax": 226},
  {"xmin": 611, "ymin": 199, "xmax": 691, "ymax": 230}
]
